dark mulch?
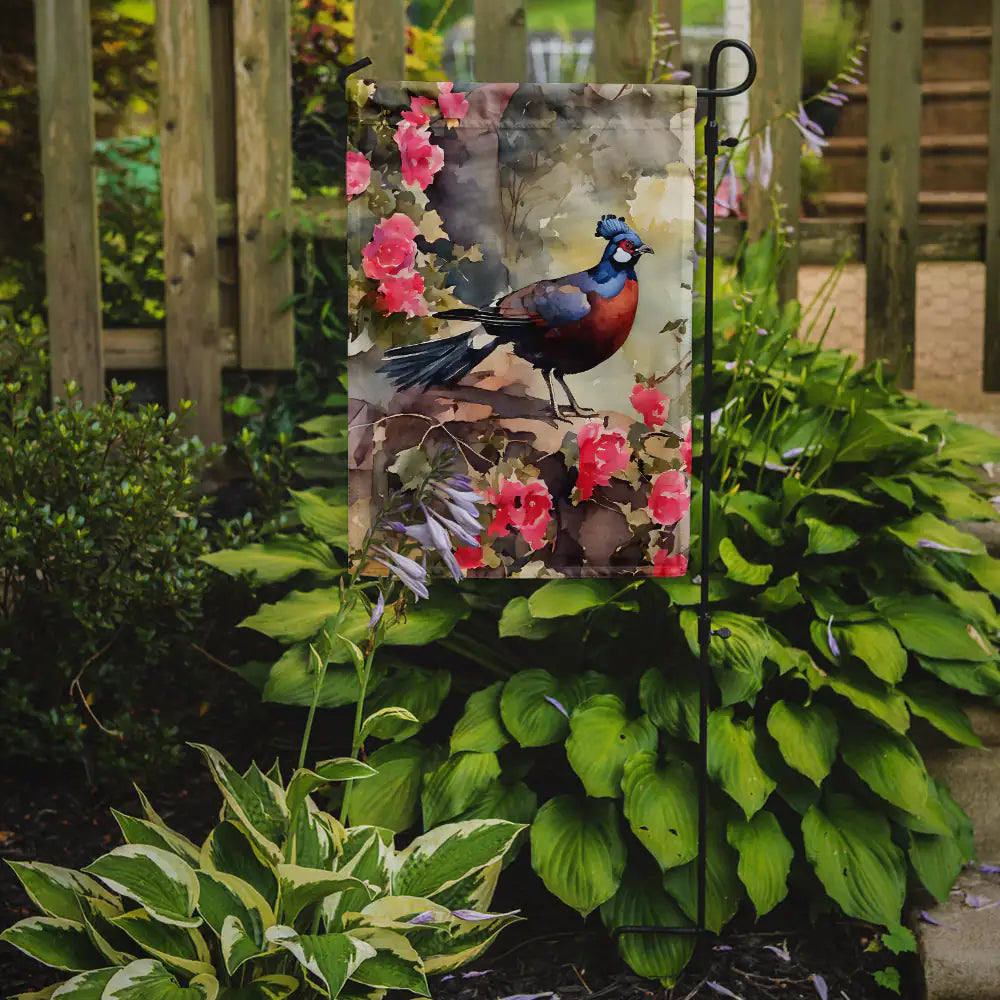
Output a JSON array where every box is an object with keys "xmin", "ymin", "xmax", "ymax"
[{"xmin": 0, "ymin": 766, "xmax": 916, "ymax": 999}]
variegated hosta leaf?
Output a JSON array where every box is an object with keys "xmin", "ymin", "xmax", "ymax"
[
  {"xmin": 102, "ymin": 959, "xmax": 219, "ymax": 999},
  {"xmin": 323, "ymin": 829, "xmax": 393, "ymax": 932},
  {"xmin": 76, "ymin": 896, "xmax": 134, "ymax": 966},
  {"xmin": 110, "ymin": 909, "xmax": 214, "ymax": 978},
  {"xmin": 352, "ymin": 896, "xmax": 522, "ymax": 975},
  {"xmin": 192, "ymin": 745, "xmax": 288, "ymax": 863},
  {"xmin": 6, "ymin": 862, "xmax": 119, "ymax": 921},
  {"xmin": 286, "ymin": 799, "xmax": 345, "ymax": 869},
  {"xmin": 346, "ymin": 927, "xmax": 430, "ymax": 996},
  {"xmin": 111, "ymin": 810, "xmax": 201, "ymax": 867},
  {"xmin": 198, "ymin": 871, "xmax": 275, "ymax": 947},
  {"xmin": 0, "ymin": 916, "xmax": 105, "ymax": 971},
  {"xmin": 285, "ymin": 760, "xmax": 376, "ymax": 819},
  {"xmin": 48, "ymin": 967, "xmax": 117, "ymax": 997},
  {"xmin": 220, "ymin": 914, "xmax": 267, "ymax": 977},
  {"xmin": 264, "ymin": 925, "xmax": 376, "ymax": 997},
  {"xmin": 214, "ymin": 975, "xmax": 299, "ymax": 1000},
  {"xmin": 390, "ymin": 820, "xmax": 524, "ymax": 900},
  {"xmin": 83, "ymin": 845, "xmax": 201, "ymax": 928},
  {"xmin": 200, "ymin": 822, "xmax": 278, "ymax": 909},
  {"xmin": 275, "ymin": 864, "xmax": 378, "ymax": 924}
]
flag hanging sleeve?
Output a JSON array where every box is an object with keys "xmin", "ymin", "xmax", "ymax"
[{"xmin": 347, "ymin": 81, "xmax": 696, "ymax": 580}]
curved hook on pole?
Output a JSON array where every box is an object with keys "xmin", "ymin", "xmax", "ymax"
[{"xmin": 697, "ymin": 38, "xmax": 757, "ymax": 100}]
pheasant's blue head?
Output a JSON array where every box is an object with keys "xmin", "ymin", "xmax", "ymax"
[{"xmin": 595, "ymin": 213, "xmax": 654, "ymax": 270}]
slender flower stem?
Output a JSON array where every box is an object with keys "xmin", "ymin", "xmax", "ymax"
[{"xmin": 340, "ymin": 644, "xmax": 377, "ymax": 825}]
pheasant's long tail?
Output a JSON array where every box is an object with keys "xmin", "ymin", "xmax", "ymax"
[{"xmin": 377, "ymin": 328, "xmax": 499, "ymax": 392}]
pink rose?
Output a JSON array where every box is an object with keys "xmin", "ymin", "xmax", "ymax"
[
  {"xmin": 346, "ymin": 151, "xmax": 371, "ymax": 200},
  {"xmin": 437, "ymin": 82, "xmax": 470, "ymax": 124},
  {"xmin": 576, "ymin": 421, "xmax": 631, "ymax": 501},
  {"xmin": 648, "ymin": 470, "xmax": 690, "ymax": 526},
  {"xmin": 402, "ymin": 96, "xmax": 437, "ymax": 126},
  {"xmin": 394, "ymin": 122, "xmax": 445, "ymax": 190},
  {"xmin": 680, "ymin": 423, "xmax": 693, "ymax": 475},
  {"xmin": 376, "ymin": 271, "xmax": 428, "ymax": 318},
  {"xmin": 631, "ymin": 384, "xmax": 670, "ymax": 428},
  {"xmin": 486, "ymin": 477, "xmax": 552, "ymax": 551},
  {"xmin": 653, "ymin": 550, "xmax": 688, "ymax": 578},
  {"xmin": 362, "ymin": 213, "xmax": 419, "ymax": 282}
]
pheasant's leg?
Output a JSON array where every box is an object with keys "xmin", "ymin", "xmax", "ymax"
[
  {"xmin": 542, "ymin": 370, "xmax": 571, "ymax": 423},
  {"xmin": 556, "ymin": 373, "xmax": 596, "ymax": 416}
]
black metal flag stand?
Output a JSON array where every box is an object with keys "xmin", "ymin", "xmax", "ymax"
[{"xmin": 612, "ymin": 38, "xmax": 757, "ymax": 972}]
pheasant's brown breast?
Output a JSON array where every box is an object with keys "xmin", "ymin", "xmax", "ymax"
[{"xmin": 534, "ymin": 278, "xmax": 640, "ymax": 374}]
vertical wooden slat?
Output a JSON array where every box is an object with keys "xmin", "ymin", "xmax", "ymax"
[
  {"xmin": 594, "ymin": 0, "xmax": 653, "ymax": 83},
  {"xmin": 157, "ymin": 0, "xmax": 222, "ymax": 443},
  {"xmin": 234, "ymin": 0, "xmax": 294, "ymax": 369},
  {"xmin": 34, "ymin": 0, "xmax": 103, "ymax": 404},
  {"xmin": 355, "ymin": 0, "xmax": 406, "ymax": 80},
  {"xmin": 723, "ymin": 0, "xmax": 752, "ymax": 136},
  {"xmin": 474, "ymin": 0, "xmax": 526, "ymax": 82},
  {"xmin": 984, "ymin": 0, "xmax": 1000, "ymax": 390},
  {"xmin": 653, "ymin": 0, "xmax": 683, "ymax": 79},
  {"xmin": 747, "ymin": 0, "xmax": 803, "ymax": 304},
  {"xmin": 865, "ymin": 0, "xmax": 923, "ymax": 389}
]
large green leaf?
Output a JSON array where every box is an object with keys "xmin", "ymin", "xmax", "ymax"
[
  {"xmin": 765, "ymin": 700, "xmax": 838, "ymax": 787},
  {"xmin": 289, "ymin": 489, "xmax": 348, "ymax": 548},
  {"xmin": 835, "ymin": 410, "xmax": 929, "ymax": 463},
  {"xmin": 83, "ymin": 846, "xmax": 200, "ymax": 928},
  {"xmin": 600, "ymin": 857, "xmax": 694, "ymax": 986},
  {"xmin": 726, "ymin": 811, "xmax": 793, "ymax": 917},
  {"xmin": 6, "ymin": 863, "xmax": 118, "ymax": 922},
  {"xmin": 917, "ymin": 656, "xmax": 1000, "ymax": 697},
  {"xmin": 527, "ymin": 580, "xmax": 617, "ymax": 618},
  {"xmin": 565, "ymin": 696, "xmax": 657, "ymax": 798},
  {"xmin": 530, "ymin": 796, "xmax": 626, "ymax": 917},
  {"xmin": 639, "ymin": 667, "xmax": 699, "ymax": 743},
  {"xmin": 718, "ymin": 537, "xmax": 772, "ymax": 586},
  {"xmin": 680, "ymin": 611, "xmax": 771, "ymax": 706},
  {"xmin": 499, "ymin": 670, "xmax": 571, "ymax": 747},
  {"xmin": 450, "ymin": 682, "xmax": 510, "ymax": 754},
  {"xmin": 757, "ymin": 573, "xmax": 804, "ymax": 613},
  {"xmin": 909, "ymin": 832, "xmax": 964, "ymax": 904},
  {"xmin": 902, "ymin": 679, "xmax": 982, "ymax": 747},
  {"xmin": 365, "ymin": 666, "xmax": 451, "ymax": 741},
  {"xmin": 392, "ymin": 820, "xmax": 523, "ymax": 900},
  {"xmin": 662, "ymin": 811, "xmax": 742, "ymax": 934},
  {"xmin": 906, "ymin": 474, "xmax": 997, "ymax": 521},
  {"xmin": 200, "ymin": 537, "xmax": 339, "ymax": 583},
  {"xmin": 261, "ymin": 644, "xmax": 369, "ymax": 709},
  {"xmin": 832, "ymin": 621, "xmax": 908, "ymax": 684},
  {"xmin": 200, "ymin": 822, "xmax": 277, "ymax": 909},
  {"xmin": 621, "ymin": 753, "xmax": 698, "ymax": 872},
  {"xmin": 937, "ymin": 421, "xmax": 1000, "ymax": 463},
  {"xmin": 724, "ymin": 491, "xmax": 784, "ymax": 545},
  {"xmin": 265, "ymin": 926, "xmax": 375, "ymax": 997},
  {"xmin": 803, "ymin": 517, "xmax": 859, "ymax": 556},
  {"xmin": 240, "ymin": 587, "xmax": 345, "ymax": 642},
  {"xmin": 874, "ymin": 595, "xmax": 995, "ymax": 661},
  {"xmin": 421, "ymin": 752, "xmax": 501, "ymax": 829},
  {"xmin": 801, "ymin": 793, "xmax": 906, "ymax": 927},
  {"xmin": 0, "ymin": 917, "xmax": 104, "ymax": 972},
  {"xmin": 707, "ymin": 708, "xmax": 776, "ymax": 818},
  {"xmin": 103, "ymin": 960, "xmax": 218, "ymax": 1000},
  {"xmin": 196, "ymin": 869, "xmax": 272, "ymax": 947},
  {"xmin": 43, "ymin": 968, "xmax": 117, "ymax": 998},
  {"xmin": 888, "ymin": 512, "xmax": 986, "ymax": 556},
  {"xmin": 965, "ymin": 553, "xmax": 1000, "ymax": 596},
  {"xmin": 276, "ymin": 865, "xmax": 375, "ymax": 925},
  {"xmin": 839, "ymin": 725, "xmax": 929, "ymax": 817},
  {"xmin": 498, "ymin": 597, "xmax": 561, "ymax": 640},
  {"xmin": 816, "ymin": 663, "xmax": 910, "ymax": 733},
  {"xmin": 346, "ymin": 742, "xmax": 430, "ymax": 833},
  {"xmin": 346, "ymin": 926, "xmax": 430, "ymax": 996}
]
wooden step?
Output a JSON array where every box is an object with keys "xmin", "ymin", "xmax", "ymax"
[
  {"xmin": 809, "ymin": 190, "xmax": 987, "ymax": 221},
  {"xmin": 922, "ymin": 25, "xmax": 993, "ymax": 82},
  {"xmin": 824, "ymin": 135, "xmax": 989, "ymax": 193},
  {"xmin": 836, "ymin": 80, "xmax": 991, "ymax": 139}
]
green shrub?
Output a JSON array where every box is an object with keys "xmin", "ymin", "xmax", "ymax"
[
  {"xmin": 802, "ymin": 0, "xmax": 861, "ymax": 94},
  {"xmin": 0, "ymin": 315, "xmax": 217, "ymax": 780},
  {"xmin": 211, "ymin": 233, "xmax": 1000, "ymax": 985},
  {"xmin": 1, "ymin": 744, "xmax": 524, "ymax": 997}
]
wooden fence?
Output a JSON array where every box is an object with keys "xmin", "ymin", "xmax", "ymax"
[{"xmin": 33, "ymin": 0, "xmax": 1000, "ymax": 443}]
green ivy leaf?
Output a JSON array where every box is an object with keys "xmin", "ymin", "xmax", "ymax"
[
  {"xmin": 530, "ymin": 796, "xmax": 626, "ymax": 917},
  {"xmin": 707, "ymin": 708, "xmax": 776, "ymax": 819},
  {"xmin": 565, "ymin": 696, "xmax": 657, "ymax": 799}
]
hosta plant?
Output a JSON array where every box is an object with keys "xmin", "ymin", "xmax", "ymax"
[{"xmin": 1, "ymin": 744, "xmax": 524, "ymax": 999}]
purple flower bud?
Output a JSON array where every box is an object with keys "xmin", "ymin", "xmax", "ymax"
[
  {"xmin": 707, "ymin": 983, "xmax": 743, "ymax": 1000},
  {"xmin": 811, "ymin": 974, "xmax": 828, "ymax": 1000},
  {"xmin": 374, "ymin": 547, "xmax": 430, "ymax": 601},
  {"xmin": 764, "ymin": 944, "xmax": 791, "ymax": 962},
  {"xmin": 427, "ymin": 505, "xmax": 480, "ymax": 548},
  {"xmin": 544, "ymin": 695, "xmax": 569, "ymax": 718},
  {"xmin": 368, "ymin": 591, "xmax": 385, "ymax": 631},
  {"xmin": 450, "ymin": 908, "xmax": 519, "ymax": 921},
  {"xmin": 407, "ymin": 910, "xmax": 437, "ymax": 925},
  {"xmin": 827, "ymin": 616, "xmax": 840, "ymax": 658},
  {"xmin": 917, "ymin": 539, "xmax": 975, "ymax": 554}
]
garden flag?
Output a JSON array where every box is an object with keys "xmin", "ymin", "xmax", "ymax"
[{"xmin": 347, "ymin": 81, "xmax": 696, "ymax": 579}]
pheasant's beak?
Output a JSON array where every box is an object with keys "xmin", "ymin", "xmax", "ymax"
[{"xmin": 636, "ymin": 244, "xmax": 654, "ymax": 255}]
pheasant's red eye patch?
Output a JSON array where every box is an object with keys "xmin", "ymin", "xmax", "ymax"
[{"xmin": 618, "ymin": 239, "xmax": 632, "ymax": 250}]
